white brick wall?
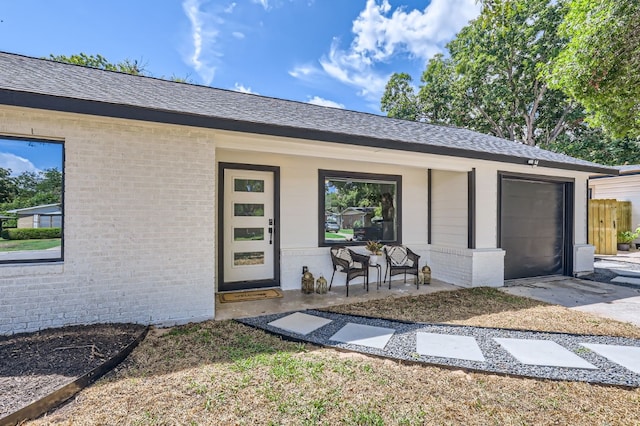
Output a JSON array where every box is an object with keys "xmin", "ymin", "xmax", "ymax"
[
  {"xmin": 429, "ymin": 246, "xmax": 504, "ymax": 287},
  {"xmin": 0, "ymin": 107, "xmax": 216, "ymax": 335}
]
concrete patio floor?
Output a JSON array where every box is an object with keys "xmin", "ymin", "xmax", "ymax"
[
  {"xmin": 215, "ymin": 278, "xmax": 460, "ymax": 321},
  {"xmin": 217, "ymin": 272, "xmax": 640, "ymax": 329}
]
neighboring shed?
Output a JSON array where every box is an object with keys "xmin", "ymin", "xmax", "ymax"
[
  {"xmin": 7, "ymin": 203, "xmax": 62, "ymax": 228},
  {"xmin": 0, "ymin": 51, "xmax": 617, "ymax": 335},
  {"xmin": 340, "ymin": 207, "xmax": 375, "ymax": 229}
]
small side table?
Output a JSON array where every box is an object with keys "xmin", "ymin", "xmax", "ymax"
[{"xmin": 369, "ymin": 262, "xmax": 382, "ymax": 290}]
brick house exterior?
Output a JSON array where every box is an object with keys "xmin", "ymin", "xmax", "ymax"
[{"xmin": 0, "ymin": 52, "xmax": 616, "ymax": 334}]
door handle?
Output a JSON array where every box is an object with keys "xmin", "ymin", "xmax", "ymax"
[{"xmin": 268, "ymin": 218, "xmax": 274, "ymax": 244}]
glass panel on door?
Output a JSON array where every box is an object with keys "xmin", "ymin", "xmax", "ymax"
[
  {"xmin": 234, "ymin": 228, "xmax": 265, "ymax": 241},
  {"xmin": 234, "ymin": 203, "xmax": 264, "ymax": 216}
]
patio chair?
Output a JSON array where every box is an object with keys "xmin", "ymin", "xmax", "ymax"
[
  {"xmin": 329, "ymin": 246, "xmax": 369, "ymax": 297},
  {"xmin": 383, "ymin": 245, "xmax": 421, "ymax": 289}
]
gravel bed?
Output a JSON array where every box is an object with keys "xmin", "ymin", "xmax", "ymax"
[{"xmin": 238, "ymin": 310, "xmax": 640, "ymax": 387}]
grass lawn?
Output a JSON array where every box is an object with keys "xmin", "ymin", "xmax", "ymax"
[
  {"xmin": 0, "ymin": 238, "xmax": 60, "ymax": 252},
  {"xmin": 325, "ymin": 232, "xmax": 346, "ymax": 239},
  {"xmin": 31, "ymin": 288, "xmax": 640, "ymax": 425}
]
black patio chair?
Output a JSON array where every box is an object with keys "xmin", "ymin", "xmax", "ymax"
[
  {"xmin": 383, "ymin": 245, "xmax": 421, "ymax": 289},
  {"xmin": 329, "ymin": 246, "xmax": 369, "ymax": 297}
]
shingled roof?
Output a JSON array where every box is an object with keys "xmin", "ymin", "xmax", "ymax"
[{"xmin": 0, "ymin": 51, "xmax": 616, "ymax": 174}]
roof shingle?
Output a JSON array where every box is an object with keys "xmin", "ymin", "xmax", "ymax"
[{"xmin": 0, "ymin": 51, "xmax": 617, "ymax": 174}]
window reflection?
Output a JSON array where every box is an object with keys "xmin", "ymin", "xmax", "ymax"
[
  {"xmin": 321, "ymin": 170, "xmax": 400, "ymax": 245},
  {"xmin": 234, "ymin": 179, "xmax": 264, "ymax": 192},
  {"xmin": 0, "ymin": 137, "xmax": 63, "ymax": 263},
  {"xmin": 234, "ymin": 203, "xmax": 264, "ymax": 217},
  {"xmin": 234, "ymin": 251, "xmax": 264, "ymax": 265}
]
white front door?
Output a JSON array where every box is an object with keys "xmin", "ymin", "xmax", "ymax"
[{"xmin": 221, "ymin": 168, "xmax": 276, "ymax": 290}]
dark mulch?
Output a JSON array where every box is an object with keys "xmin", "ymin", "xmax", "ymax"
[{"xmin": 0, "ymin": 323, "xmax": 146, "ymax": 419}]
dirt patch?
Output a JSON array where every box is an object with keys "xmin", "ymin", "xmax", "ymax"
[{"xmin": 0, "ymin": 323, "xmax": 146, "ymax": 420}]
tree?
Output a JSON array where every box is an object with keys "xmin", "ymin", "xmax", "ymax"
[
  {"xmin": 382, "ymin": 0, "xmax": 585, "ymax": 147},
  {"xmin": 0, "ymin": 168, "xmax": 62, "ymax": 211},
  {"xmin": 0, "ymin": 168, "xmax": 16, "ymax": 204},
  {"xmin": 380, "ymin": 73, "xmax": 420, "ymax": 121},
  {"xmin": 48, "ymin": 53, "xmax": 145, "ymax": 75},
  {"xmin": 418, "ymin": 54, "xmax": 457, "ymax": 125},
  {"xmin": 547, "ymin": 0, "xmax": 640, "ymax": 138},
  {"xmin": 48, "ymin": 53, "xmax": 193, "ymax": 83},
  {"xmin": 544, "ymin": 130, "xmax": 640, "ymax": 166}
]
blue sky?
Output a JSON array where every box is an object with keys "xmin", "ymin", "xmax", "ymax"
[
  {"xmin": 0, "ymin": 0, "xmax": 480, "ymax": 170},
  {"xmin": 0, "ymin": 138, "xmax": 63, "ymax": 175}
]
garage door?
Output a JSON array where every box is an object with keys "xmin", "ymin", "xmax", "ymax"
[{"xmin": 500, "ymin": 177, "xmax": 569, "ymax": 280}]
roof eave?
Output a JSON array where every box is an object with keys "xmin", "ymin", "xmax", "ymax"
[{"xmin": 0, "ymin": 89, "xmax": 618, "ymax": 175}]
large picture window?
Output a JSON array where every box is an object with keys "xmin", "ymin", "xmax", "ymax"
[
  {"xmin": 0, "ymin": 137, "xmax": 63, "ymax": 263},
  {"xmin": 319, "ymin": 170, "xmax": 401, "ymax": 246}
]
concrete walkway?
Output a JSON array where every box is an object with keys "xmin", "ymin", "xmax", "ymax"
[
  {"xmin": 501, "ymin": 276, "xmax": 640, "ymax": 327},
  {"xmin": 240, "ymin": 309, "xmax": 640, "ymax": 387}
]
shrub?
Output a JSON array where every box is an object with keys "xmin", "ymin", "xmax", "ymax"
[
  {"xmin": 617, "ymin": 226, "xmax": 640, "ymax": 244},
  {"xmin": 1, "ymin": 227, "xmax": 61, "ymax": 240}
]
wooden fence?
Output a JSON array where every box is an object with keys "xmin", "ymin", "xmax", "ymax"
[{"xmin": 588, "ymin": 199, "xmax": 632, "ymax": 255}]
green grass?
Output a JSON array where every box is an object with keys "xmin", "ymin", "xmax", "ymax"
[
  {"xmin": 0, "ymin": 238, "xmax": 61, "ymax": 252},
  {"xmin": 324, "ymin": 232, "xmax": 346, "ymax": 239},
  {"xmin": 339, "ymin": 229, "xmax": 353, "ymax": 234}
]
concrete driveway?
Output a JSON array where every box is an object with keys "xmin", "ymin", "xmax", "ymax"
[{"xmin": 501, "ymin": 276, "xmax": 640, "ymax": 327}]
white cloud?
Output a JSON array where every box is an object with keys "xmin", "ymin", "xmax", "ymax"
[
  {"xmin": 319, "ymin": 38, "xmax": 390, "ymax": 101},
  {"xmin": 288, "ymin": 64, "xmax": 316, "ymax": 79},
  {"xmin": 182, "ymin": 0, "xmax": 225, "ymax": 85},
  {"xmin": 232, "ymin": 31, "xmax": 245, "ymax": 39},
  {"xmin": 307, "ymin": 96, "xmax": 345, "ymax": 109},
  {"xmin": 252, "ymin": 0, "xmax": 270, "ymax": 10},
  {"xmin": 315, "ymin": 0, "xmax": 480, "ymax": 103},
  {"xmin": 0, "ymin": 153, "xmax": 40, "ymax": 175},
  {"xmin": 233, "ymin": 83, "xmax": 258, "ymax": 94},
  {"xmin": 224, "ymin": 2, "xmax": 237, "ymax": 13},
  {"xmin": 351, "ymin": 0, "xmax": 480, "ymax": 61}
]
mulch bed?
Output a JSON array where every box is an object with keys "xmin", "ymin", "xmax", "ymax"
[{"xmin": 0, "ymin": 323, "xmax": 146, "ymax": 421}]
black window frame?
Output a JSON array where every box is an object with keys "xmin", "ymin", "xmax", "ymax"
[
  {"xmin": 0, "ymin": 136, "xmax": 64, "ymax": 264},
  {"xmin": 318, "ymin": 169, "xmax": 402, "ymax": 247}
]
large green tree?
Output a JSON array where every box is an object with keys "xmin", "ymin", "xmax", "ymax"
[
  {"xmin": 382, "ymin": 0, "xmax": 584, "ymax": 147},
  {"xmin": 547, "ymin": 0, "xmax": 640, "ymax": 138}
]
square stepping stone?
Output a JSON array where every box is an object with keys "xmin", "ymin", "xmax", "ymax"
[
  {"xmin": 416, "ymin": 333, "xmax": 485, "ymax": 362},
  {"xmin": 581, "ymin": 343, "xmax": 640, "ymax": 375},
  {"xmin": 267, "ymin": 312, "xmax": 332, "ymax": 335},
  {"xmin": 611, "ymin": 276, "xmax": 640, "ymax": 286},
  {"xmin": 611, "ymin": 269, "xmax": 640, "ymax": 278},
  {"xmin": 329, "ymin": 323, "xmax": 395, "ymax": 349},
  {"xmin": 595, "ymin": 261, "xmax": 632, "ymax": 269},
  {"xmin": 494, "ymin": 338, "xmax": 597, "ymax": 369}
]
